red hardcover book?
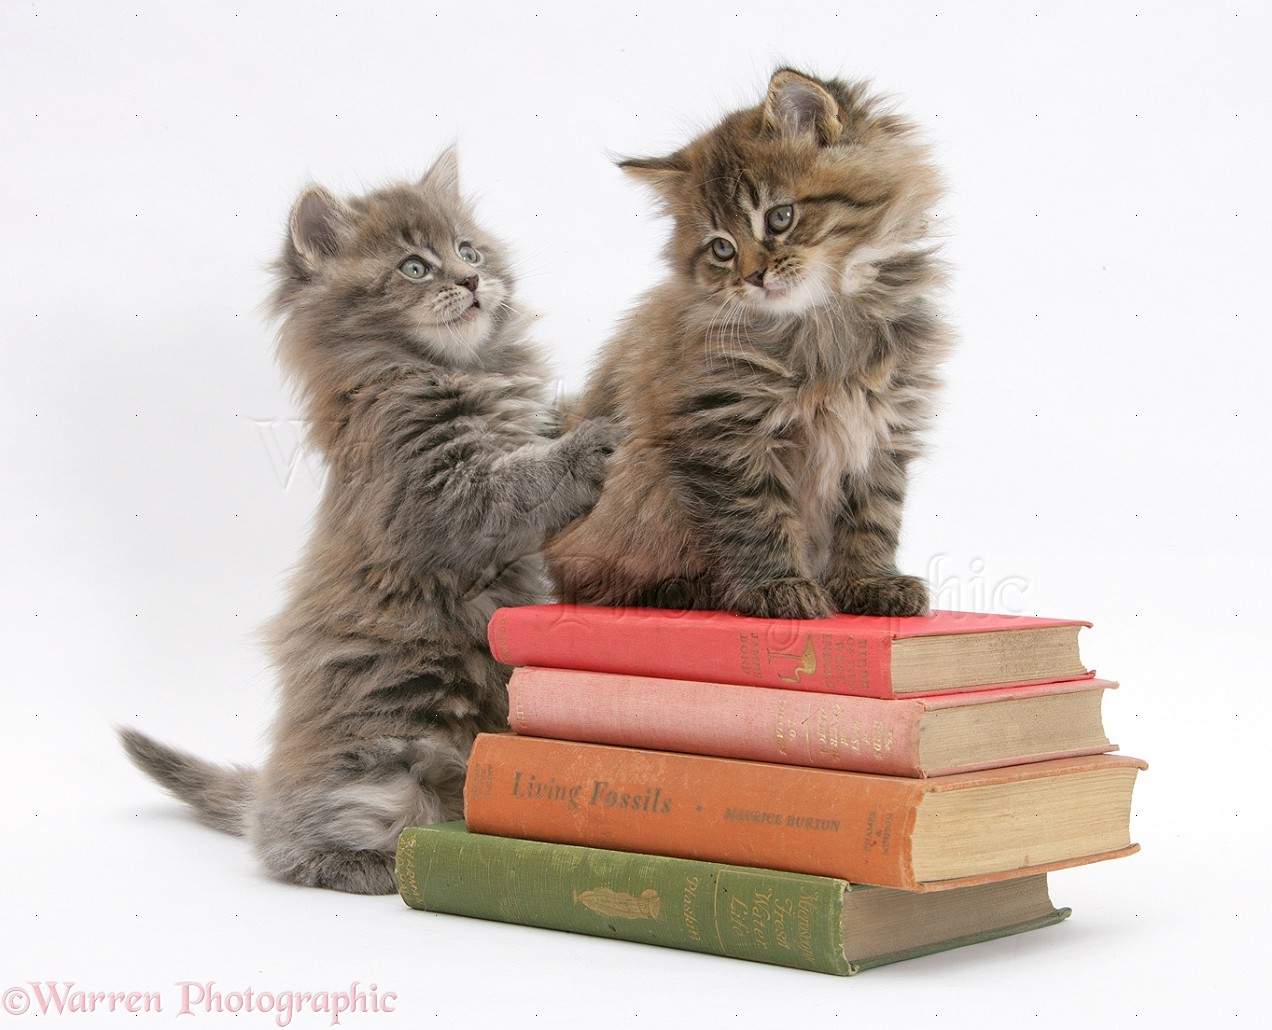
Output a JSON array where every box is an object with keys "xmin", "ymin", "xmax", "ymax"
[
  {"xmin": 506, "ymin": 668, "xmax": 1116, "ymax": 777},
  {"xmin": 488, "ymin": 606, "xmax": 1092, "ymax": 699},
  {"xmin": 464, "ymin": 734, "xmax": 1145, "ymax": 892}
]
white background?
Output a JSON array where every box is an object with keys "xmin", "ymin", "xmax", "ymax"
[{"xmin": 2, "ymin": 1, "xmax": 1268, "ymax": 1026}]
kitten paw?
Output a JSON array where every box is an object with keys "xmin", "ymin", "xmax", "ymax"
[
  {"xmin": 564, "ymin": 417, "xmax": 623, "ymax": 485},
  {"xmin": 297, "ymin": 848, "xmax": 398, "ymax": 895},
  {"xmin": 728, "ymin": 578, "xmax": 833, "ymax": 620},
  {"xmin": 574, "ymin": 415, "xmax": 624, "ymax": 455},
  {"xmin": 828, "ymin": 573, "xmax": 930, "ymax": 617}
]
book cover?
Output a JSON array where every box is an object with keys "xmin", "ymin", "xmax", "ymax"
[
  {"xmin": 488, "ymin": 606, "xmax": 1092, "ymax": 698},
  {"xmin": 464, "ymin": 734, "xmax": 1145, "ymax": 891},
  {"xmin": 396, "ymin": 822, "xmax": 1071, "ymax": 976},
  {"xmin": 507, "ymin": 667, "xmax": 1117, "ymax": 777}
]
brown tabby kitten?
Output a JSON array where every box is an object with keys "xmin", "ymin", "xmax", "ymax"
[
  {"xmin": 547, "ymin": 69, "xmax": 951, "ymax": 620},
  {"xmin": 120, "ymin": 149, "xmax": 617, "ymax": 893}
]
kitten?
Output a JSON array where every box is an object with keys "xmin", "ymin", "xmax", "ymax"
[
  {"xmin": 120, "ymin": 149, "xmax": 618, "ymax": 894},
  {"xmin": 546, "ymin": 69, "xmax": 951, "ymax": 620}
]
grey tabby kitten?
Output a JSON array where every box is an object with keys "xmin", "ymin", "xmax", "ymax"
[
  {"xmin": 547, "ymin": 69, "xmax": 951, "ymax": 620},
  {"xmin": 120, "ymin": 149, "xmax": 617, "ymax": 894}
]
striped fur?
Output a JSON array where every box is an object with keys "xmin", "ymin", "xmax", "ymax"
[
  {"xmin": 120, "ymin": 150, "xmax": 617, "ymax": 893},
  {"xmin": 546, "ymin": 70, "xmax": 951, "ymax": 619}
]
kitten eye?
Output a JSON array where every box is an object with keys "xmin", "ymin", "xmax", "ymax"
[
  {"xmin": 766, "ymin": 204, "xmax": 794, "ymax": 234},
  {"xmin": 710, "ymin": 238, "xmax": 736, "ymax": 261},
  {"xmin": 457, "ymin": 243, "xmax": 481, "ymax": 264},
  {"xmin": 398, "ymin": 256, "xmax": 431, "ymax": 280}
]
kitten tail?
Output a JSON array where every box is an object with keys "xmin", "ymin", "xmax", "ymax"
[{"xmin": 117, "ymin": 727, "xmax": 256, "ymax": 837}]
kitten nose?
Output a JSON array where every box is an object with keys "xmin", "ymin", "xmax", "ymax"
[
  {"xmin": 744, "ymin": 267, "xmax": 767, "ymax": 288},
  {"xmin": 459, "ymin": 275, "xmax": 479, "ymax": 293}
]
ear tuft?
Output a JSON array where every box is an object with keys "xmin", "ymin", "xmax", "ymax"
[
  {"xmin": 763, "ymin": 69, "xmax": 843, "ymax": 146},
  {"xmin": 618, "ymin": 153, "xmax": 688, "ymax": 200},
  {"xmin": 419, "ymin": 145, "xmax": 462, "ymax": 204}
]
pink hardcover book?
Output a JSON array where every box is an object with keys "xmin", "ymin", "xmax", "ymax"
[
  {"xmin": 507, "ymin": 667, "xmax": 1116, "ymax": 777},
  {"xmin": 489, "ymin": 606, "xmax": 1093, "ymax": 698}
]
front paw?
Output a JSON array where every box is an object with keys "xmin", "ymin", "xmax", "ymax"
[
  {"xmin": 550, "ymin": 417, "xmax": 625, "ymax": 522},
  {"xmin": 727, "ymin": 577, "xmax": 833, "ymax": 620},
  {"xmin": 575, "ymin": 415, "xmax": 624, "ymax": 454},
  {"xmin": 827, "ymin": 573, "xmax": 930, "ymax": 617},
  {"xmin": 565, "ymin": 417, "xmax": 623, "ymax": 482}
]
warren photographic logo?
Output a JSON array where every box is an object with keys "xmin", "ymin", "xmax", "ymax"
[
  {"xmin": 250, "ymin": 418, "xmax": 324, "ymax": 491},
  {"xmin": 2, "ymin": 981, "xmax": 396, "ymax": 1026},
  {"xmin": 925, "ymin": 555, "xmax": 1029, "ymax": 614}
]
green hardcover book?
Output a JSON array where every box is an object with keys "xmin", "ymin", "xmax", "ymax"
[{"xmin": 396, "ymin": 822, "xmax": 1071, "ymax": 976}]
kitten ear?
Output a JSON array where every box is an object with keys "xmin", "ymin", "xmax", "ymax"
[
  {"xmin": 419, "ymin": 146, "xmax": 462, "ymax": 204},
  {"xmin": 763, "ymin": 69, "xmax": 843, "ymax": 146},
  {"xmin": 618, "ymin": 153, "xmax": 688, "ymax": 201},
  {"xmin": 289, "ymin": 186, "xmax": 354, "ymax": 266}
]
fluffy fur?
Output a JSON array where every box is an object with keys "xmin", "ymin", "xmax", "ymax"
[
  {"xmin": 546, "ymin": 69, "xmax": 952, "ymax": 620},
  {"xmin": 120, "ymin": 150, "xmax": 617, "ymax": 893}
]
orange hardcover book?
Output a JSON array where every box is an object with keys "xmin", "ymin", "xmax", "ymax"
[
  {"xmin": 464, "ymin": 734, "xmax": 1145, "ymax": 892},
  {"xmin": 487, "ymin": 606, "xmax": 1092, "ymax": 698},
  {"xmin": 506, "ymin": 667, "xmax": 1117, "ymax": 777}
]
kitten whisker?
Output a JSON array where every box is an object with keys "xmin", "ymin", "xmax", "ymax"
[{"xmin": 704, "ymin": 295, "xmax": 750, "ymax": 373}]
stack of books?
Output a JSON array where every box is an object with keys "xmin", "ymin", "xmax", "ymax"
[{"xmin": 396, "ymin": 606, "xmax": 1145, "ymax": 975}]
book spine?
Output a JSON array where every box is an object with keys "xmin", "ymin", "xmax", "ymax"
[
  {"xmin": 464, "ymin": 734, "xmax": 924, "ymax": 889},
  {"xmin": 507, "ymin": 667, "xmax": 927, "ymax": 776},
  {"xmin": 487, "ymin": 607, "xmax": 895, "ymax": 697},
  {"xmin": 396, "ymin": 823, "xmax": 854, "ymax": 975}
]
